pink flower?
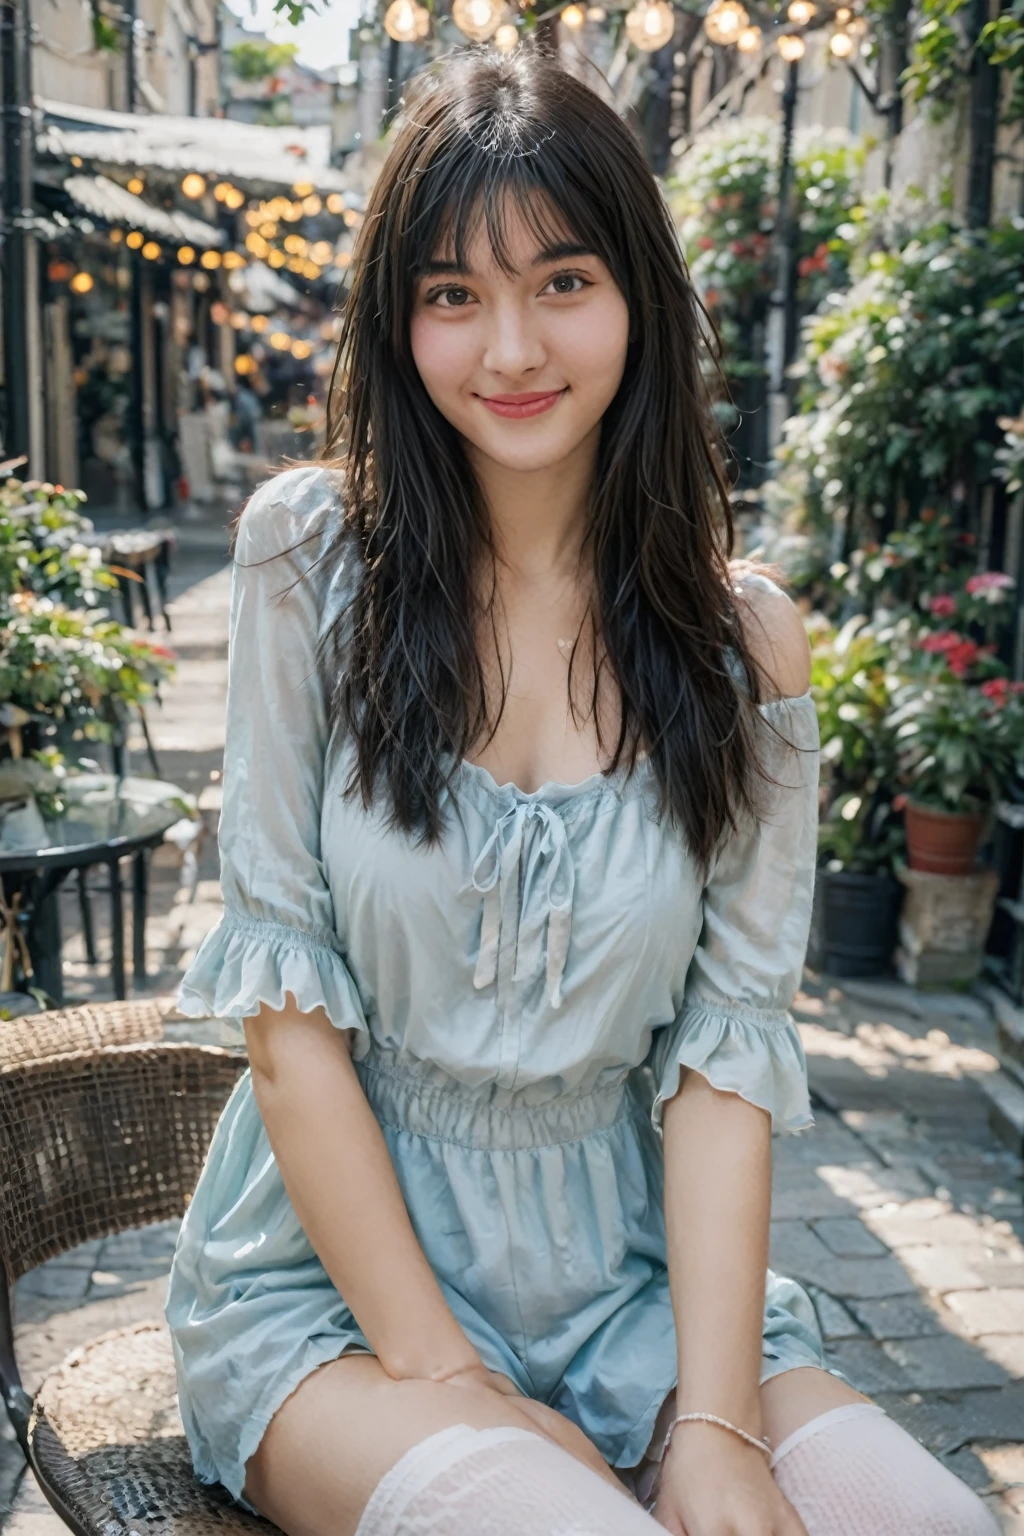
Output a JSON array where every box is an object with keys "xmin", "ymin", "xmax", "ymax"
[
  {"xmin": 928, "ymin": 593, "xmax": 957, "ymax": 618},
  {"xmin": 982, "ymin": 678, "xmax": 1008, "ymax": 701},
  {"xmin": 966, "ymin": 571, "xmax": 1013, "ymax": 595}
]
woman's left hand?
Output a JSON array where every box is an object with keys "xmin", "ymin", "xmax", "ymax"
[{"xmin": 652, "ymin": 1426, "xmax": 808, "ymax": 1536}]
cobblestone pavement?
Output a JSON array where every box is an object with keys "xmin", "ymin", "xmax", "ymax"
[{"xmin": 2, "ymin": 528, "xmax": 1023, "ymax": 1530}]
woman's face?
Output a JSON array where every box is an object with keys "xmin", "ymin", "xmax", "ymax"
[{"xmin": 409, "ymin": 201, "xmax": 630, "ymax": 476}]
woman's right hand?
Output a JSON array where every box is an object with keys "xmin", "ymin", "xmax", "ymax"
[{"xmin": 441, "ymin": 1364, "xmax": 623, "ymax": 1489}]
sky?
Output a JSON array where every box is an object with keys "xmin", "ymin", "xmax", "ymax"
[{"xmin": 224, "ymin": 0, "xmax": 363, "ymax": 70}]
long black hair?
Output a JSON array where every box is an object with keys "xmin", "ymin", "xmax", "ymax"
[{"xmin": 320, "ymin": 45, "xmax": 772, "ymax": 872}]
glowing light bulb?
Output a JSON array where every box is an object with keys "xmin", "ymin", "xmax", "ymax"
[
  {"xmin": 829, "ymin": 29, "xmax": 854, "ymax": 55},
  {"xmin": 494, "ymin": 21, "xmax": 518, "ymax": 48},
  {"xmin": 126, "ymin": 231, "xmax": 144, "ymax": 250},
  {"xmin": 452, "ymin": 0, "xmax": 504, "ymax": 42},
  {"xmin": 777, "ymin": 30, "xmax": 806, "ymax": 58},
  {"xmin": 703, "ymin": 0, "xmax": 749, "ymax": 45},
  {"xmin": 786, "ymin": 0, "xmax": 815, "ymax": 22},
  {"xmin": 736, "ymin": 24, "xmax": 761, "ymax": 50},
  {"xmin": 141, "ymin": 240, "xmax": 161, "ymax": 260},
  {"xmin": 384, "ymin": 0, "xmax": 429, "ymax": 41},
  {"xmin": 181, "ymin": 173, "xmax": 206, "ymax": 199},
  {"xmin": 625, "ymin": 0, "xmax": 675, "ymax": 51},
  {"xmin": 69, "ymin": 271, "xmax": 94, "ymax": 294},
  {"xmin": 127, "ymin": 176, "xmax": 144, "ymax": 195},
  {"xmin": 177, "ymin": 246, "xmax": 196, "ymax": 265},
  {"xmin": 562, "ymin": 4, "xmax": 585, "ymax": 27}
]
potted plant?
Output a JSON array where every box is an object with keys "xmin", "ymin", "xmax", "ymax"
[
  {"xmin": 808, "ymin": 616, "xmax": 906, "ymax": 975},
  {"xmin": 0, "ymin": 478, "xmax": 175, "ymax": 778},
  {"xmin": 889, "ymin": 673, "xmax": 1024, "ymax": 873}
]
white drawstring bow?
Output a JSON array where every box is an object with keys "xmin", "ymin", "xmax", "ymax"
[{"xmin": 470, "ymin": 801, "xmax": 575, "ymax": 1009}]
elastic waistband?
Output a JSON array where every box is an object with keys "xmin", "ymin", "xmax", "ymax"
[{"xmin": 355, "ymin": 1049, "xmax": 631, "ymax": 1151}]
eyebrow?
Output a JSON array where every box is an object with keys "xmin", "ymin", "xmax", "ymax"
[{"xmin": 420, "ymin": 241, "xmax": 597, "ymax": 277}]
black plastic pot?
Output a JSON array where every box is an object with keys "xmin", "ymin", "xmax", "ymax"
[{"xmin": 807, "ymin": 868, "xmax": 904, "ymax": 978}]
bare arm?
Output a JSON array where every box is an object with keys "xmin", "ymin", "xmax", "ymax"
[
  {"xmin": 245, "ymin": 1002, "xmax": 482, "ymax": 1385},
  {"xmin": 663, "ymin": 1075, "xmax": 771, "ymax": 1440},
  {"xmin": 654, "ymin": 581, "xmax": 813, "ymax": 1536}
]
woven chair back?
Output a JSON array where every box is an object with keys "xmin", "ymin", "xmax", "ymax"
[{"xmin": 0, "ymin": 1043, "xmax": 246, "ymax": 1284}]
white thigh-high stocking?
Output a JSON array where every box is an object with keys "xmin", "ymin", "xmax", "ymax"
[
  {"xmin": 354, "ymin": 1423, "xmax": 660, "ymax": 1536},
  {"xmin": 770, "ymin": 1402, "xmax": 1000, "ymax": 1535}
]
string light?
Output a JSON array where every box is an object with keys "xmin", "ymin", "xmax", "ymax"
[
  {"xmin": 268, "ymin": 249, "xmax": 287, "ymax": 268},
  {"xmin": 251, "ymin": 315, "xmax": 269, "ymax": 333},
  {"xmin": 326, "ymin": 193, "xmax": 346, "ymax": 214},
  {"xmin": 126, "ymin": 231, "xmax": 144, "ymax": 249},
  {"xmin": 292, "ymin": 181, "xmax": 315, "ymax": 197},
  {"xmin": 292, "ymin": 339, "xmax": 313, "ymax": 359},
  {"xmin": 229, "ymin": 311, "xmax": 248, "ymax": 328},
  {"xmin": 452, "ymin": 0, "xmax": 505, "ymax": 43},
  {"xmin": 736, "ymin": 23, "xmax": 761, "ymax": 49},
  {"xmin": 302, "ymin": 194, "xmax": 322, "ymax": 216},
  {"xmin": 777, "ymin": 30, "xmax": 806, "ymax": 58},
  {"xmin": 214, "ymin": 182, "xmax": 232, "ymax": 201},
  {"xmin": 786, "ymin": 0, "xmax": 815, "ymax": 21},
  {"xmin": 71, "ymin": 155, "xmax": 83, "ymax": 167},
  {"xmin": 310, "ymin": 240, "xmax": 334, "ymax": 264},
  {"xmin": 302, "ymin": 260, "xmax": 322, "ymax": 280},
  {"xmin": 246, "ymin": 233, "xmax": 270, "ymax": 257},
  {"xmin": 109, "ymin": 228, "xmax": 123, "ymax": 244},
  {"xmin": 625, "ymin": 0, "xmax": 675, "ymax": 51},
  {"xmin": 494, "ymin": 22, "xmax": 518, "ymax": 48},
  {"xmin": 181, "ymin": 173, "xmax": 206, "ymax": 199},
  {"xmin": 269, "ymin": 331, "xmax": 291, "ymax": 351},
  {"xmin": 225, "ymin": 187, "xmax": 245, "ymax": 210},
  {"xmin": 200, "ymin": 249, "xmax": 222, "ymax": 269},
  {"xmin": 834, "ymin": 5, "xmax": 852, "ymax": 19},
  {"xmin": 334, "ymin": 250, "xmax": 352, "ymax": 268},
  {"xmin": 703, "ymin": 0, "xmax": 749, "ymax": 45},
  {"xmin": 223, "ymin": 250, "xmax": 246, "ymax": 270},
  {"xmin": 141, "ymin": 240, "xmax": 161, "ymax": 260},
  {"xmin": 177, "ymin": 245, "xmax": 196, "ymax": 264},
  {"xmin": 586, "ymin": 4, "xmax": 606, "ymax": 16},
  {"xmin": 562, "ymin": 4, "xmax": 585, "ymax": 27},
  {"xmin": 829, "ymin": 29, "xmax": 854, "ymax": 54},
  {"xmin": 127, "ymin": 176, "xmax": 144, "ymax": 194},
  {"xmin": 69, "ymin": 272, "xmax": 94, "ymax": 294},
  {"xmin": 235, "ymin": 354, "xmax": 257, "ymax": 376}
]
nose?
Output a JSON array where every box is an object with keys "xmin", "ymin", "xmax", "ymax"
[{"xmin": 481, "ymin": 299, "xmax": 546, "ymax": 382}]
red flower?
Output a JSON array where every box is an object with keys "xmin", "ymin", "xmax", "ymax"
[
  {"xmin": 947, "ymin": 640, "xmax": 980, "ymax": 676},
  {"xmin": 921, "ymin": 630, "xmax": 961, "ymax": 653},
  {"xmin": 982, "ymin": 678, "xmax": 1009, "ymax": 701},
  {"xmin": 697, "ymin": 236, "xmax": 715, "ymax": 251},
  {"xmin": 928, "ymin": 593, "xmax": 957, "ymax": 618}
]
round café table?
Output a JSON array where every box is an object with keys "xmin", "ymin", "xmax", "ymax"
[{"xmin": 0, "ymin": 777, "xmax": 187, "ymax": 1006}]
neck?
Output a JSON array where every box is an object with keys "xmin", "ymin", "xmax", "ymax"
[{"xmin": 466, "ymin": 425, "xmax": 599, "ymax": 580}]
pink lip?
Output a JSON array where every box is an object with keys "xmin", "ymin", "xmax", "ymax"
[{"xmin": 479, "ymin": 389, "xmax": 567, "ymax": 419}]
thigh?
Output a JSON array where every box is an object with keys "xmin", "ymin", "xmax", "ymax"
[
  {"xmin": 761, "ymin": 1365, "xmax": 871, "ymax": 1450},
  {"xmin": 244, "ymin": 1355, "xmax": 614, "ymax": 1536}
]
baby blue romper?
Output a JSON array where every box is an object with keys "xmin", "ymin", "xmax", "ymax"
[{"xmin": 166, "ymin": 466, "xmax": 829, "ymax": 1507}]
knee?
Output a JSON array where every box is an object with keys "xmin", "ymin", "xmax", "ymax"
[{"xmin": 771, "ymin": 1407, "xmax": 1000, "ymax": 1536}]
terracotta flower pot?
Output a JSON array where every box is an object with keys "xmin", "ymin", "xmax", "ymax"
[{"xmin": 904, "ymin": 800, "xmax": 985, "ymax": 876}]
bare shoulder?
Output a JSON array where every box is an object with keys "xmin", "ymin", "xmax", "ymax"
[{"xmin": 732, "ymin": 571, "xmax": 811, "ymax": 701}]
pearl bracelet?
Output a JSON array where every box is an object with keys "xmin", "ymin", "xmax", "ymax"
[{"xmin": 663, "ymin": 1412, "xmax": 772, "ymax": 1459}]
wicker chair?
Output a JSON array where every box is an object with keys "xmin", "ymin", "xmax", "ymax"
[{"xmin": 0, "ymin": 1000, "xmax": 272, "ymax": 1536}]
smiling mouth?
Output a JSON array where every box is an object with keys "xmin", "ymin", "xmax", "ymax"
[{"xmin": 479, "ymin": 389, "xmax": 568, "ymax": 419}]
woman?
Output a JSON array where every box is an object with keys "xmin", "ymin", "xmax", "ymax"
[{"xmin": 168, "ymin": 47, "xmax": 997, "ymax": 1536}]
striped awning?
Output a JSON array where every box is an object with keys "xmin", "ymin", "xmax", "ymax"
[
  {"xmin": 38, "ymin": 99, "xmax": 357, "ymax": 200},
  {"xmin": 64, "ymin": 174, "xmax": 225, "ymax": 247}
]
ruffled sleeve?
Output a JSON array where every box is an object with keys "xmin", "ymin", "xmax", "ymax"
[
  {"xmin": 651, "ymin": 691, "xmax": 820, "ymax": 1135},
  {"xmin": 176, "ymin": 466, "xmax": 369, "ymax": 1041}
]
